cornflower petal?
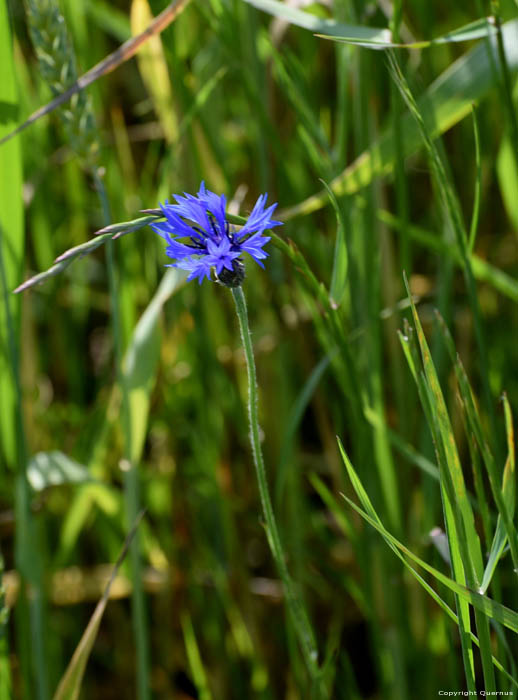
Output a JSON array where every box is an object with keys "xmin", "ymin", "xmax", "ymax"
[{"xmin": 152, "ymin": 183, "xmax": 281, "ymax": 285}]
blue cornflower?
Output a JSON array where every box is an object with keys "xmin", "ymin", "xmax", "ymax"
[{"xmin": 151, "ymin": 182, "xmax": 282, "ymax": 286}]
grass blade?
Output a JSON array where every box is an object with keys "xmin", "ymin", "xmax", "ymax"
[
  {"xmin": 0, "ymin": 0, "xmax": 192, "ymax": 147},
  {"xmin": 243, "ymin": 0, "xmax": 391, "ymax": 46},
  {"xmin": 53, "ymin": 512, "xmax": 145, "ymax": 700},
  {"xmin": 281, "ymin": 20, "xmax": 518, "ymax": 219}
]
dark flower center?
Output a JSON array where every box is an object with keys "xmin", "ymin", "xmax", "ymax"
[{"xmin": 215, "ymin": 259, "xmax": 245, "ymax": 288}]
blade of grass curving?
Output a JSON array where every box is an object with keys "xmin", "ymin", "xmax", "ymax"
[
  {"xmin": 403, "ymin": 278, "xmax": 496, "ymax": 689},
  {"xmin": 399, "ymin": 321, "xmax": 479, "ymax": 688},
  {"xmin": 281, "ymin": 20, "xmax": 518, "ymax": 220},
  {"xmin": 403, "ymin": 281, "xmax": 485, "ymax": 580},
  {"xmin": 0, "ymin": 0, "xmax": 192, "ymax": 147},
  {"xmin": 337, "ymin": 435, "xmax": 471, "ymax": 692},
  {"xmin": 243, "ymin": 0, "xmax": 391, "ymax": 46},
  {"xmin": 53, "ymin": 511, "xmax": 145, "ymax": 700},
  {"xmin": 315, "ymin": 470, "xmax": 518, "ymax": 688},
  {"xmin": 340, "ymin": 489, "xmax": 518, "ymax": 634},
  {"xmin": 246, "ymin": 0, "xmax": 497, "ymax": 48},
  {"xmin": 12, "ymin": 214, "xmax": 160, "ymax": 293}
]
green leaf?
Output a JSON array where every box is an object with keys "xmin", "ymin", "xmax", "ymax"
[{"xmin": 124, "ymin": 268, "xmax": 185, "ymax": 464}]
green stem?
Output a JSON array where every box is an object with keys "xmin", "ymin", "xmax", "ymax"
[
  {"xmin": 231, "ymin": 286, "xmax": 324, "ymax": 694},
  {"xmin": 93, "ymin": 170, "xmax": 150, "ymax": 700},
  {"xmin": 0, "ymin": 229, "xmax": 47, "ymax": 700}
]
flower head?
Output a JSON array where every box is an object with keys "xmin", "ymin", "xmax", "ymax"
[{"xmin": 151, "ymin": 182, "xmax": 282, "ymax": 286}]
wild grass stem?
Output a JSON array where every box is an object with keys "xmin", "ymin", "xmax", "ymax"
[
  {"xmin": 93, "ymin": 171, "xmax": 151, "ymax": 700},
  {"xmin": 0, "ymin": 233, "xmax": 47, "ymax": 700},
  {"xmin": 231, "ymin": 285, "xmax": 324, "ymax": 696}
]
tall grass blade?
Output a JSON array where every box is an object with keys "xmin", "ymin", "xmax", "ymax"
[{"xmin": 53, "ymin": 512, "xmax": 145, "ymax": 700}]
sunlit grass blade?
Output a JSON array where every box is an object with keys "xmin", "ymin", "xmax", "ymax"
[
  {"xmin": 124, "ymin": 268, "xmax": 185, "ymax": 464},
  {"xmin": 243, "ymin": 0, "xmax": 391, "ymax": 46},
  {"xmin": 131, "ymin": 0, "xmax": 178, "ymax": 144}
]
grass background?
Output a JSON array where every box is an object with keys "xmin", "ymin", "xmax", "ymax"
[{"xmin": 1, "ymin": 0, "xmax": 518, "ymax": 698}]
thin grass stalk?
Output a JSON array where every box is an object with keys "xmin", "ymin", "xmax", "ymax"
[
  {"xmin": 0, "ymin": 233, "xmax": 48, "ymax": 699},
  {"xmin": 387, "ymin": 51, "xmax": 498, "ymax": 457},
  {"xmin": 93, "ymin": 171, "xmax": 150, "ymax": 700},
  {"xmin": 230, "ymin": 286, "xmax": 324, "ymax": 695}
]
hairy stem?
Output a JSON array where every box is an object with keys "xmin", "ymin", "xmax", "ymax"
[{"xmin": 231, "ymin": 285, "xmax": 324, "ymax": 694}]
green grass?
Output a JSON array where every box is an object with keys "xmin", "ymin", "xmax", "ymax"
[{"xmin": 1, "ymin": 0, "xmax": 518, "ymax": 697}]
